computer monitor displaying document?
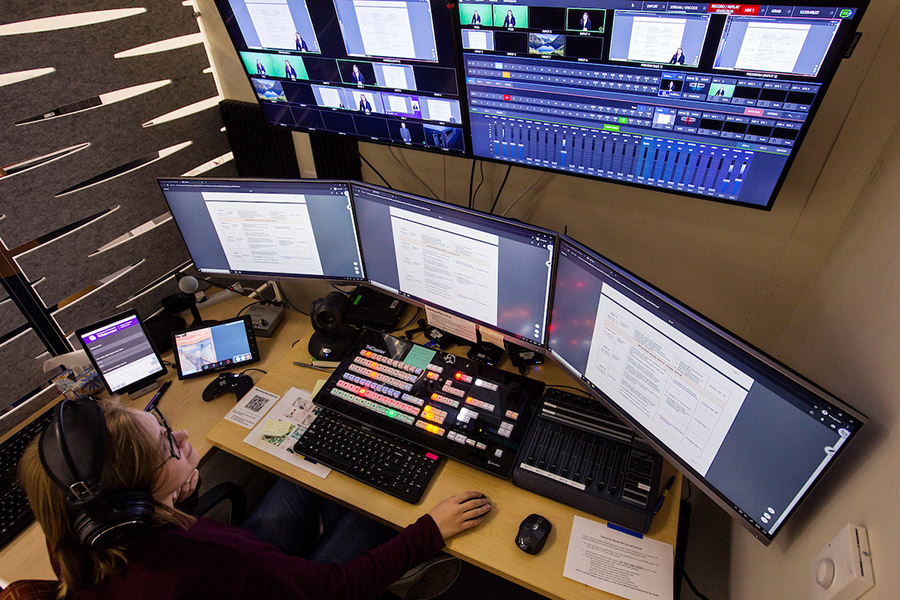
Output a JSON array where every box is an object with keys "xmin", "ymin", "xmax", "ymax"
[
  {"xmin": 547, "ymin": 236, "xmax": 865, "ymax": 543},
  {"xmin": 214, "ymin": 0, "xmax": 467, "ymax": 154},
  {"xmin": 351, "ymin": 183, "xmax": 556, "ymax": 348},
  {"xmin": 456, "ymin": 0, "xmax": 867, "ymax": 208},
  {"xmin": 158, "ymin": 178, "xmax": 364, "ymax": 281}
]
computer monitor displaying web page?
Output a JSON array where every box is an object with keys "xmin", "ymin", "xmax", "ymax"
[
  {"xmin": 158, "ymin": 178, "xmax": 364, "ymax": 281},
  {"xmin": 351, "ymin": 183, "xmax": 556, "ymax": 348},
  {"xmin": 456, "ymin": 0, "xmax": 867, "ymax": 208},
  {"xmin": 76, "ymin": 310, "xmax": 167, "ymax": 395},
  {"xmin": 215, "ymin": 0, "xmax": 467, "ymax": 154},
  {"xmin": 547, "ymin": 236, "xmax": 865, "ymax": 543}
]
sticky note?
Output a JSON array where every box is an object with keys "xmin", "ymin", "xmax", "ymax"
[{"xmin": 405, "ymin": 346, "xmax": 436, "ymax": 371}]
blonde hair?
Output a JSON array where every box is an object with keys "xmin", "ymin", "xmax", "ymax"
[{"xmin": 18, "ymin": 399, "xmax": 195, "ymax": 597}]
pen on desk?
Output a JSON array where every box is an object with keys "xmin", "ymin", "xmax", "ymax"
[
  {"xmin": 144, "ymin": 380, "xmax": 171, "ymax": 412},
  {"xmin": 293, "ymin": 361, "xmax": 334, "ymax": 373},
  {"xmin": 653, "ymin": 475, "xmax": 675, "ymax": 515}
]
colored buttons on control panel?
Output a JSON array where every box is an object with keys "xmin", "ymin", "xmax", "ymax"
[
  {"xmin": 454, "ymin": 372, "xmax": 473, "ymax": 383},
  {"xmin": 347, "ymin": 364, "xmax": 413, "ymax": 391},
  {"xmin": 329, "ymin": 388, "xmax": 416, "ymax": 426},
  {"xmin": 335, "ymin": 380, "xmax": 421, "ymax": 416},
  {"xmin": 429, "ymin": 392, "xmax": 460, "ymax": 409},
  {"xmin": 342, "ymin": 372, "xmax": 401, "ymax": 399},
  {"xmin": 421, "ymin": 405, "xmax": 448, "ymax": 425},
  {"xmin": 474, "ymin": 378, "xmax": 498, "ymax": 391},
  {"xmin": 353, "ymin": 356, "xmax": 418, "ymax": 383},
  {"xmin": 505, "ymin": 410, "xmax": 519, "ymax": 421},
  {"xmin": 441, "ymin": 381, "xmax": 466, "ymax": 397},
  {"xmin": 465, "ymin": 397, "xmax": 496, "ymax": 412},
  {"xmin": 401, "ymin": 393, "xmax": 425, "ymax": 407},
  {"xmin": 415, "ymin": 419, "xmax": 445, "ymax": 436},
  {"xmin": 361, "ymin": 350, "xmax": 424, "ymax": 375}
]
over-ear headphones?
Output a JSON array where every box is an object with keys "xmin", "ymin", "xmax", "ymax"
[{"xmin": 38, "ymin": 398, "xmax": 155, "ymax": 550}]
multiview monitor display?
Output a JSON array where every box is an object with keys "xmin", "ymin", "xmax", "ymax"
[
  {"xmin": 457, "ymin": 0, "xmax": 867, "ymax": 208},
  {"xmin": 547, "ymin": 236, "xmax": 865, "ymax": 543},
  {"xmin": 158, "ymin": 178, "xmax": 364, "ymax": 281},
  {"xmin": 215, "ymin": 0, "xmax": 467, "ymax": 154},
  {"xmin": 351, "ymin": 183, "xmax": 556, "ymax": 348}
]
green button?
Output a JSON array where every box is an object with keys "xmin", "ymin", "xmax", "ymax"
[
  {"xmin": 618, "ymin": 117, "xmax": 627, "ymax": 124},
  {"xmin": 604, "ymin": 124, "xmax": 620, "ymax": 132}
]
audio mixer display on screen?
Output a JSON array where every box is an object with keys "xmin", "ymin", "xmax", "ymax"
[{"xmin": 456, "ymin": 1, "xmax": 867, "ymax": 208}]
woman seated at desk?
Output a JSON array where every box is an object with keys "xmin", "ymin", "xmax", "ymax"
[{"xmin": 18, "ymin": 398, "xmax": 491, "ymax": 599}]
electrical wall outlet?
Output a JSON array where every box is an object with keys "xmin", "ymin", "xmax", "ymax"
[{"xmin": 810, "ymin": 524, "xmax": 874, "ymax": 600}]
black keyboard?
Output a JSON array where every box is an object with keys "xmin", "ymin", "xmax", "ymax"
[
  {"xmin": 293, "ymin": 411, "xmax": 440, "ymax": 503},
  {"xmin": 513, "ymin": 388, "xmax": 664, "ymax": 533},
  {"xmin": 1, "ymin": 407, "xmax": 55, "ymax": 549}
]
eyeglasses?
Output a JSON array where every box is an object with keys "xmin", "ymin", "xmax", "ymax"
[{"xmin": 146, "ymin": 406, "xmax": 181, "ymax": 461}]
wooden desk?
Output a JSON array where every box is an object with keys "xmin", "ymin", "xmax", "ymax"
[
  {"xmin": 206, "ymin": 315, "xmax": 683, "ymax": 600},
  {"xmin": 1, "ymin": 299, "xmax": 681, "ymax": 598},
  {"xmin": 0, "ymin": 295, "xmax": 309, "ymax": 584}
]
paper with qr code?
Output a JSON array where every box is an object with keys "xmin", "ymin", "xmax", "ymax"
[
  {"xmin": 242, "ymin": 386, "xmax": 331, "ymax": 479},
  {"xmin": 225, "ymin": 387, "xmax": 280, "ymax": 428}
]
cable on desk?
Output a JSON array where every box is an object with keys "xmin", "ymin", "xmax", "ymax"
[
  {"xmin": 278, "ymin": 288, "xmax": 309, "ymax": 316},
  {"xmin": 675, "ymin": 555, "xmax": 712, "ymax": 600},
  {"xmin": 683, "ymin": 479, "xmax": 693, "ymax": 502},
  {"xmin": 239, "ymin": 368, "xmax": 267, "ymax": 377},
  {"xmin": 392, "ymin": 307, "xmax": 421, "ymax": 334},
  {"xmin": 162, "ymin": 360, "xmax": 176, "ymax": 369},
  {"xmin": 237, "ymin": 301, "xmax": 262, "ymax": 317}
]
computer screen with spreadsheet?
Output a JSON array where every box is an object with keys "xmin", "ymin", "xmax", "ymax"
[
  {"xmin": 159, "ymin": 178, "xmax": 365, "ymax": 282},
  {"xmin": 351, "ymin": 183, "xmax": 556, "ymax": 349},
  {"xmin": 547, "ymin": 236, "xmax": 866, "ymax": 544},
  {"xmin": 456, "ymin": 0, "xmax": 867, "ymax": 208}
]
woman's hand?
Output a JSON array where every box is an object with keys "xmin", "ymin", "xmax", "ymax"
[
  {"xmin": 428, "ymin": 491, "xmax": 492, "ymax": 540},
  {"xmin": 172, "ymin": 468, "xmax": 200, "ymax": 504}
]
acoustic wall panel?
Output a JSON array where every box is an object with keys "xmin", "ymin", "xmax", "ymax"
[
  {"xmin": 0, "ymin": 1, "xmax": 237, "ymax": 417},
  {"xmin": 0, "ymin": 329, "xmax": 54, "ymax": 414},
  {"xmin": 0, "ymin": 298, "xmax": 28, "ymax": 333}
]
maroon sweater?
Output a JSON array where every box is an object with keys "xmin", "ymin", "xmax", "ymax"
[{"xmin": 53, "ymin": 516, "xmax": 445, "ymax": 600}]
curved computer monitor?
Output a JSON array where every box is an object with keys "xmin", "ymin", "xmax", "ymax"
[
  {"xmin": 456, "ymin": 0, "xmax": 868, "ymax": 208},
  {"xmin": 158, "ymin": 178, "xmax": 364, "ymax": 282},
  {"xmin": 351, "ymin": 183, "xmax": 556, "ymax": 349},
  {"xmin": 547, "ymin": 236, "xmax": 865, "ymax": 544},
  {"xmin": 213, "ymin": 0, "xmax": 467, "ymax": 155}
]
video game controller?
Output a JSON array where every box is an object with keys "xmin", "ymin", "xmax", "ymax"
[{"xmin": 202, "ymin": 372, "xmax": 254, "ymax": 402}]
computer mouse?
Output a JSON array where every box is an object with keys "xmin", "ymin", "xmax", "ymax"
[{"xmin": 516, "ymin": 513, "xmax": 551, "ymax": 554}]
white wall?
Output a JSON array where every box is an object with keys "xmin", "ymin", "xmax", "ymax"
[
  {"xmin": 198, "ymin": 0, "xmax": 900, "ymax": 594},
  {"xmin": 727, "ymin": 6, "xmax": 900, "ymax": 596}
]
